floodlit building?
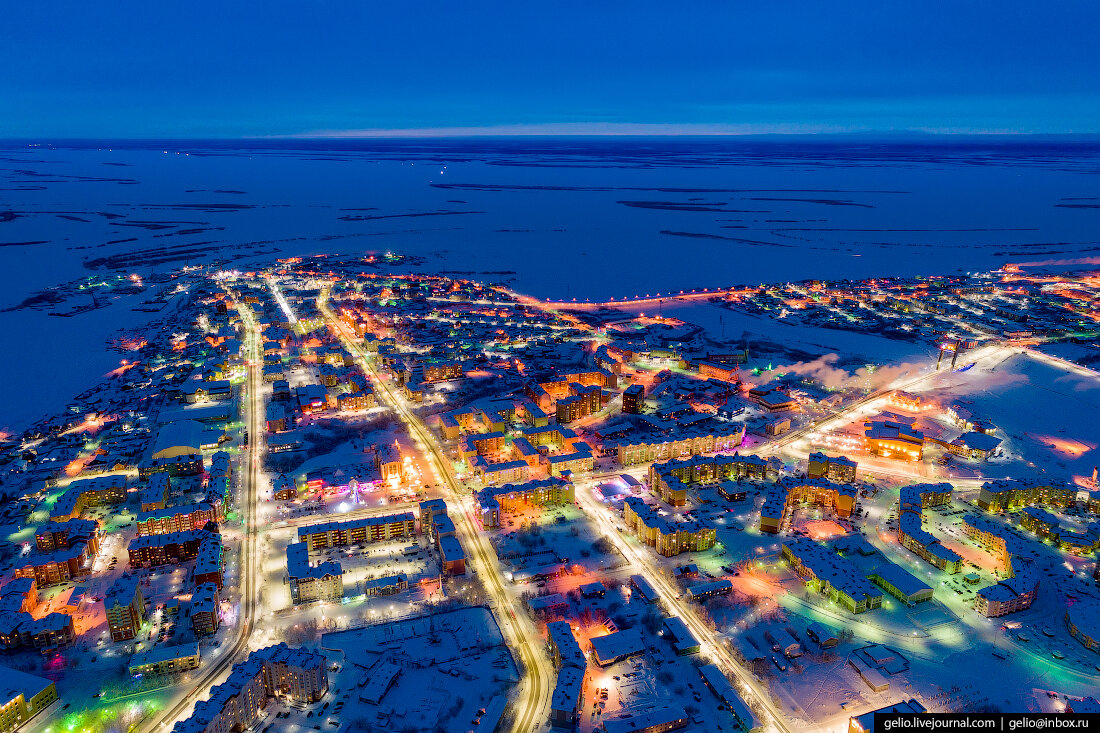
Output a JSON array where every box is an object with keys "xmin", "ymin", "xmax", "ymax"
[
  {"xmin": 759, "ymin": 477, "xmax": 857, "ymax": 533},
  {"xmin": 864, "ymin": 418, "xmax": 924, "ymax": 461},
  {"xmin": 623, "ymin": 497, "xmax": 716, "ymax": 556},
  {"xmin": 897, "ymin": 483, "xmax": 961, "ymax": 573},
  {"xmin": 782, "ymin": 539, "xmax": 883, "ymax": 614},
  {"xmin": 475, "ymin": 477, "xmax": 574, "ymax": 529},
  {"xmin": 976, "ymin": 479, "xmax": 1077, "ymax": 513},
  {"xmin": 105, "ymin": 574, "xmax": 146, "ymax": 642},
  {"xmin": 286, "ymin": 542, "xmax": 343, "ymax": 604},
  {"xmin": 171, "ymin": 644, "xmax": 328, "ymax": 733},
  {"xmin": 807, "ymin": 452, "xmax": 858, "ymax": 483},
  {"xmin": 297, "ymin": 512, "xmax": 416, "ymax": 551},
  {"xmin": 0, "ymin": 666, "xmax": 59, "ymax": 732}
]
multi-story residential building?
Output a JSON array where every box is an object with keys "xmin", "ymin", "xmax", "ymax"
[
  {"xmin": 695, "ymin": 361, "xmax": 740, "ymax": 383},
  {"xmin": 418, "ymin": 498, "xmax": 448, "ymax": 537},
  {"xmin": 759, "ymin": 477, "xmax": 858, "ymax": 534},
  {"xmin": 962, "ymin": 515, "xmax": 1040, "ymax": 617},
  {"xmin": 0, "ymin": 579, "xmax": 38, "ymax": 615},
  {"xmin": 547, "ymin": 621, "xmax": 587, "ymax": 728},
  {"xmin": 648, "ymin": 453, "xmax": 770, "ymax": 506},
  {"xmin": 0, "ymin": 612, "xmax": 76, "ymax": 651},
  {"xmin": 193, "ymin": 533, "xmax": 224, "ymax": 588},
  {"xmin": 34, "ymin": 518, "xmax": 99, "ymax": 553},
  {"xmin": 128, "ymin": 642, "xmax": 201, "ymax": 677},
  {"xmin": 888, "ymin": 391, "xmax": 923, "ymax": 411},
  {"xmin": 475, "ymin": 477, "xmax": 574, "ymax": 529},
  {"xmin": 136, "ymin": 502, "xmax": 220, "ymax": 536},
  {"xmin": 104, "ymin": 574, "xmax": 145, "ymax": 642},
  {"xmin": 286, "ymin": 542, "xmax": 343, "ymax": 604},
  {"xmin": 50, "ymin": 474, "xmax": 127, "ymax": 521},
  {"xmin": 807, "ymin": 452, "xmax": 858, "ymax": 483},
  {"xmin": 271, "ymin": 474, "xmax": 297, "ymax": 501},
  {"xmin": 621, "ymin": 383, "xmax": 645, "ymax": 414},
  {"xmin": 337, "ymin": 390, "xmax": 376, "ymax": 412},
  {"xmin": 897, "ymin": 483, "xmax": 962, "ymax": 573},
  {"xmin": 171, "ymin": 644, "xmax": 328, "ymax": 733},
  {"xmin": 555, "ymin": 383, "xmax": 602, "ymax": 424},
  {"xmin": 1066, "ymin": 602, "xmax": 1100, "ymax": 654},
  {"xmin": 781, "ymin": 539, "xmax": 883, "ymax": 614},
  {"xmin": 297, "ymin": 513, "xmax": 416, "ymax": 552},
  {"xmin": 623, "ymin": 497, "xmax": 716, "ymax": 557},
  {"xmin": 976, "ymin": 479, "xmax": 1077, "ymax": 513},
  {"xmin": 0, "ymin": 666, "xmax": 58, "ymax": 732},
  {"xmin": 524, "ymin": 370, "xmax": 615, "ymax": 413},
  {"xmin": 439, "ymin": 535, "xmax": 466, "ymax": 576},
  {"xmin": 615, "ymin": 424, "xmax": 746, "ymax": 467},
  {"xmin": 139, "ymin": 472, "xmax": 171, "ymax": 512},
  {"xmin": 188, "ymin": 583, "xmax": 220, "ymax": 637},
  {"xmin": 13, "ymin": 537, "xmax": 97, "ymax": 587},
  {"xmin": 128, "ymin": 529, "xmax": 220, "ymax": 569}
]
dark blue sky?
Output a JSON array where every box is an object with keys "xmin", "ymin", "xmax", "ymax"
[{"xmin": 3, "ymin": 1, "xmax": 1098, "ymax": 138}]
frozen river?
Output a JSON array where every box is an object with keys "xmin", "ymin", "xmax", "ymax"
[{"xmin": 1, "ymin": 137, "xmax": 1099, "ymax": 430}]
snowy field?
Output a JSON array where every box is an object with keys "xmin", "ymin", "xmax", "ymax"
[{"xmin": 318, "ymin": 607, "xmax": 519, "ymax": 733}]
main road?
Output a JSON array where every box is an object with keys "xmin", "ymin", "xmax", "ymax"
[
  {"xmin": 317, "ymin": 287, "xmax": 554, "ymax": 733},
  {"xmin": 140, "ymin": 291, "xmax": 264, "ymax": 733},
  {"xmin": 571, "ymin": 480, "xmax": 794, "ymax": 733}
]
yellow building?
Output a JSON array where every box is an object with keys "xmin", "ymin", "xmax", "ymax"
[
  {"xmin": 864, "ymin": 419, "xmax": 923, "ymax": 461},
  {"xmin": 476, "ymin": 477, "xmax": 574, "ymax": 529},
  {"xmin": 0, "ymin": 666, "xmax": 58, "ymax": 733},
  {"xmin": 128, "ymin": 642, "xmax": 201, "ymax": 677},
  {"xmin": 623, "ymin": 497, "xmax": 716, "ymax": 557},
  {"xmin": 976, "ymin": 479, "xmax": 1077, "ymax": 513},
  {"xmin": 759, "ymin": 477, "xmax": 857, "ymax": 533},
  {"xmin": 616, "ymin": 425, "xmax": 745, "ymax": 467},
  {"xmin": 807, "ymin": 452, "xmax": 857, "ymax": 483}
]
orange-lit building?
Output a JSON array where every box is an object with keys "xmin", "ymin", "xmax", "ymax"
[
  {"xmin": 759, "ymin": 477, "xmax": 857, "ymax": 534},
  {"xmin": 807, "ymin": 452, "xmax": 857, "ymax": 483},
  {"xmin": 864, "ymin": 418, "xmax": 924, "ymax": 461},
  {"xmin": 297, "ymin": 513, "xmax": 416, "ymax": 552},
  {"xmin": 623, "ymin": 497, "xmax": 716, "ymax": 556}
]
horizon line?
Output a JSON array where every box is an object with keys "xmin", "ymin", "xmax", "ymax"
[{"xmin": 5, "ymin": 130, "xmax": 1100, "ymax": 143}]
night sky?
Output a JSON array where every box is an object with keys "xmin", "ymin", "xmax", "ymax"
[{"xmin": 2, "ymin": 1, "xmax": 1098, "ymax": 138}]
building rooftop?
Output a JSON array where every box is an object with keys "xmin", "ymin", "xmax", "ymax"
[
  {"xmin": 0, "ymin": 664, "xmax": 55, "ymax": 704},
  {"xmin": 603, "ymin": 705, "xmax": 689, "ymax": 733}
]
